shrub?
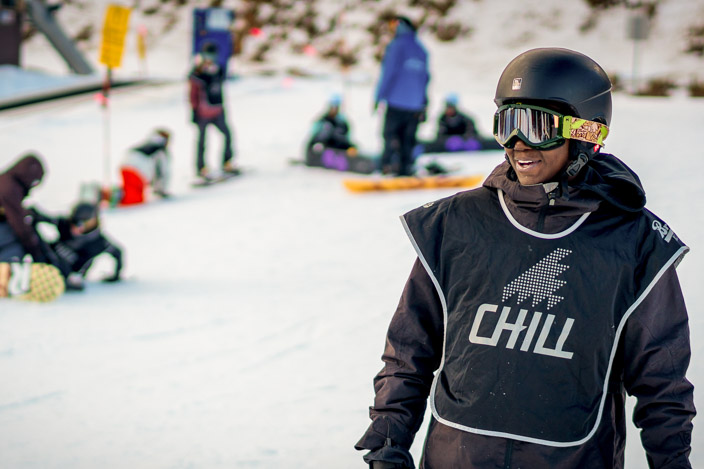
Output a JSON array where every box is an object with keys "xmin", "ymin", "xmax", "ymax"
[
  {"xmin": 582, "ymin": 0, "xmax": 621, "ymax": 9},
  {"xmin": 607, "ymin": 72, "xmax": 625, "ymax": 92},
  {"xmin": 73, "ymin": 24, "xmax": 92, "ymax": 43},
  {"xmin": 435, "ymin": 21, "xmax": 464, "ymax": 42},
  {"xmin": 635, "ymin": 77, "xmax": 677, "ymax": 97},
  {"xmin": 685, "ymin": 25, "xmax": 704, "ymax": 57},
  {"xmin": 688, "ymin": 78, "xmax": 704, "ymax": 97}
]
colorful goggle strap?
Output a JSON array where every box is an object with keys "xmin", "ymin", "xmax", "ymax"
[{"xmin": 562, "ymin": 116, "xmax": 609, "ymax": 146}]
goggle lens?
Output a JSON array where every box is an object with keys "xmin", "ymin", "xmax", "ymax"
[{"xmin": 494, "ymin": 105, "xmax": 563, "ymax": 149}]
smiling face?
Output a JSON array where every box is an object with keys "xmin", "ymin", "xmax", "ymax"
[{"xmin": 505, "ymin": 139, "xmax": 570, "ymax": 185}]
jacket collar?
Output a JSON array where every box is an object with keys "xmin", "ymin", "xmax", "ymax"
[{"xmin": 483, "ymin": 153, "xmax": 645, "ymax": 233}]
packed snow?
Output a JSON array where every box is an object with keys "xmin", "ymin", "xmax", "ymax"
[{"xmin": 1, "ymin": 1, "xmax": 703, "ymax": 468}]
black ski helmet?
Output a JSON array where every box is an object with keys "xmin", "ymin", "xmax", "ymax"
[
  {"xmin": 70, "ymin": 202, "xmax": 98, "ymax": 225},
  {"xmin": 494, "ymin": 48, "xmax": 612, "ymax": 126}
]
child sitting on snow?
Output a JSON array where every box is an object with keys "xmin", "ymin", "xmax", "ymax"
[
  {"xmin": 119, "ymin": 128, "xmax": 172, "ymax": 205},
  {"xmin": 305, "ymin": 94, "xmax": 358, "ymax": 166},
  {"xmin": 34, "ymin": 202, "xmax": 123, "ymax": 291}
]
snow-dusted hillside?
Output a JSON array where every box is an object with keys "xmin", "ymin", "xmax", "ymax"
[
  {"xmin": 20, "ymin": 0, "xmax": 704, "ymax": 94},
  {"xmin": 1, "ymin": 1, "xmax": 702, "ymax": 468}
]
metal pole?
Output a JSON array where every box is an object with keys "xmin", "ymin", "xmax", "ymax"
[
  {"xmin": 632, "ymin": 38, "xmax": 640, "ymax": 94},
  {"xmin": 102, "ymin": 68, "xmax": 112, "ymax": 188}
]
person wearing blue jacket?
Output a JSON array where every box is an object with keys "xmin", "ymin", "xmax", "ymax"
[{"xmin": 374, "ymin": 15, "xmax": 430, "ymax": 176}]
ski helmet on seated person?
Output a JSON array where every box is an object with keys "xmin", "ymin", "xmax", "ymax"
[
  {"xmin": 493, "ymin": 48, "xmax": 612, "ymax": 177},
  {"xmin": 445, "ymin": 92, "xmax": 459, "ymax": 108},
  {"xmin": 70, "ymin": 202, "xmax": 99, "ymax": 232},
  {"xmin": 150, "ymin": 128, "xmax": 171, "ymax": 147}
]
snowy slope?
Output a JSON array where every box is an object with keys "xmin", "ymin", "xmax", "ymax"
[{"xmin": 1, "ymin": 1, "xmax": 703, "ymax": 468}]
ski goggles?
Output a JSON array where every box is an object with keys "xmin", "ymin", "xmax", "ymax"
[{"xmin": 493, "ymin": 104, "xmax": 609, "ymax": 150}]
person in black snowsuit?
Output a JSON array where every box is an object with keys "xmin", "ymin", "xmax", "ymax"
[
  {"xmin": 308, "ymin": 94, "xmax": 355, "ymax": 151},
  {"xmin": 416, "ymin": 93, "xmax": 501, "ymax": 155},
  {"xmin": 34, "ymin": 202, "xmax": 123, "ymax": 291},
  {"xmin": 356, "ymin": 48, "xmax": 695, "ymax": 469},
  {"xmin": 188, "ymin": 42, "xmax": 237, "ymax": 180},
  {"xmin": 436, "ymin": 92, "xmax": 478, "ymax": 140},
  {"xmin": 305, "ymin": 94, "xmax": 357, "ymax": 165}
]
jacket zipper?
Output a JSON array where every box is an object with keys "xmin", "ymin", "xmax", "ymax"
[
  {"xmin": 503, "ymin": 439, "xmax": 514, "ymax": 469},
  {"xmin": 537, "ymin": 187, "xmax": 559, "ymax": 232}
]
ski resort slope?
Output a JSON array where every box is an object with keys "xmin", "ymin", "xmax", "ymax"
[
  {"xmin": 0, "ymin": 71, "xmax": 702, "ymax": 469},
  {"xmin": 2, "ymin": 0, "xmax": 704, "ymax": 462}
]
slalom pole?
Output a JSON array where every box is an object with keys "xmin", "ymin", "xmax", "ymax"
[{"xmin": 102, "ymin": 67, "xmax": 112, "ymax": 189}]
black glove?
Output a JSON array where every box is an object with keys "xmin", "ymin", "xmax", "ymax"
[
  {"xmin": 371, "ymin": 462, "xmax": 406, "ymax": 469},
  {"xmin": 27, "ymin": 206, "xmax": 53, "ymax": 225}
]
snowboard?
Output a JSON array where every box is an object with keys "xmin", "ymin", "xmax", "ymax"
[
  {"xmin": 191, "ymin": 170, "xmax": 243, "ymax": 188},
  {"xmin": 0, "ymin": 262, "xmax": 66, "ymax": 302},
  {"xmin": 342, "ymin": 173, "xmax": 485, "ymax": 193},
  {"xmin": 295, "ymin": 146, "xmax": 378, "ymax": 174}
]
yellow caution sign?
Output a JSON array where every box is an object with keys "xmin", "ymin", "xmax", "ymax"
[{"xmin": 99, "ymin": 4, "xmax": 131, "ymax": 68}]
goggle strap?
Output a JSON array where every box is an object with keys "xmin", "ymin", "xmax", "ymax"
[{"xmin": 561, "ymin": 116, "xmax": 609, "ymax": 146}]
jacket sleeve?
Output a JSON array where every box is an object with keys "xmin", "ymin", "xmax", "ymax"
[
  {"xmin": 437, "ymin": 115, "xmax": 449, "ymax": 137},
  {"xmin": 622, "ymin": 266, "xmax": 695, "ymax": 468},
  {"xmin": 462, "ymin": 113, "xmax": 478, "ymax": 138},
  {"xmin": 375, "ymin": 41, "xmax": 403, "ymax": 105},
  {"xmin": 188, "ymin": 76, "xmax": 200, "ymax": 112},
  {"xmin": 356, "ymin": 258, "xmax": 444, "ymax": 466},
  {"xmin": 0, "ymin": 190, "xmax": 44, "ymax": 261}
]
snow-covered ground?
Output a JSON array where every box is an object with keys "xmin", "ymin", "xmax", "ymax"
[{"xmin": 1, "ymin": 1, "xmax": 703, "ymax": 468}]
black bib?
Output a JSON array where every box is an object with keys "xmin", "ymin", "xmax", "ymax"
[{"xmin": 402, "ymin": 187, "xmax": 688, "ymax": 446}]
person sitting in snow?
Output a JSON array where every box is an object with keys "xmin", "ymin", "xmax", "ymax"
[
  {"xmin": 437, "ymin": 93, "xmax": 478, "ymax": 141},
  {"xmin": 0, "ymin": 153, "xmax": 66, "ymax": 272},
  {"xmin": 416, "ymin": 93, "xmax": 501, "ymax": 156},
  {"xmin": 305, "ymin": 93, "xmax": 357, "ymax": 166},
  {"xmin": 33, "ymin": 202, "xmax": 123, "ymax": 291},
  {"xmin": 119, "ymin": 128, "xmax": 172, "ymax": 205}
]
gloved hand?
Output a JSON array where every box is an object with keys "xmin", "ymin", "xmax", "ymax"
[
  {"xmin": 371, "ymin": 461, "xmax": 406, "ymax": 469},
  {"xmin": 26, "ymin": 206, "xmax": 52, "ymax": 225}
]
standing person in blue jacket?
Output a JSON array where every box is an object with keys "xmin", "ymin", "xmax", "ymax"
[
  {"xmin": 374, "ymin": 15, "xmax": 430, "ymax": 177},
  {"xmin": 356, "ymin": 48, "xmax": 695, "ymax": 468}
]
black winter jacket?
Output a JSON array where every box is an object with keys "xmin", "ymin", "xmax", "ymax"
[
  {"xmin": 437, "ymin": 110, "xmax": 477, "ymax": 139},
  {"xmin": 356, "ymin": 154, "xmax": 695, "ymax": 468},
  {"xmin": 0, "ymin": 155, "xmax": 45, "ymax": 262}
]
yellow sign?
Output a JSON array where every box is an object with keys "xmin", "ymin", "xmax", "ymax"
[{"xmin": 100, "ymin": 4, "xmax": 131, "ymax": 68}]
